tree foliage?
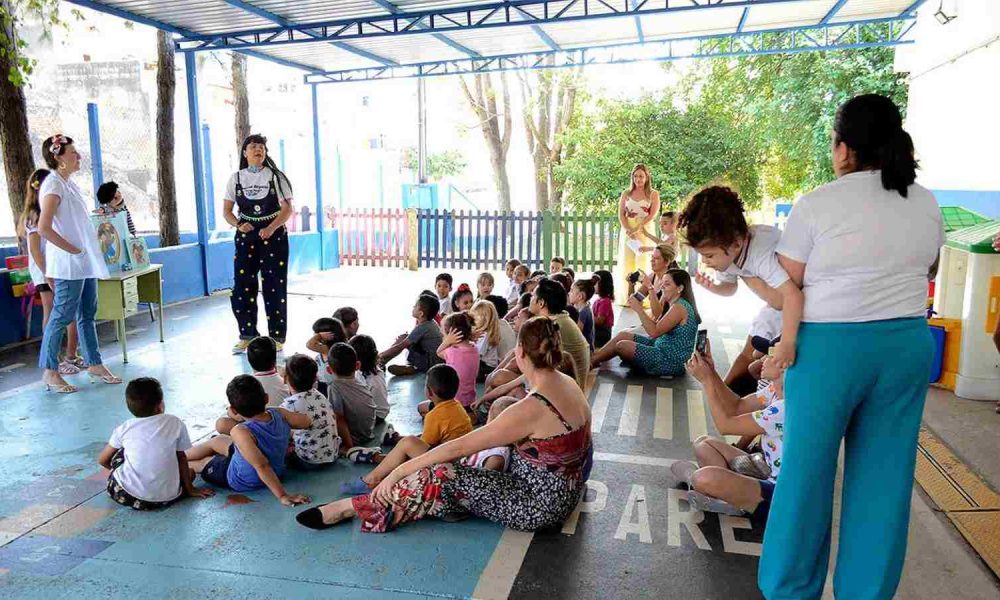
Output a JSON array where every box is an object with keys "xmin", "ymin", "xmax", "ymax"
[{"xmin": 402, "ymin": 147, "xmax": 467, "ymax": 181}]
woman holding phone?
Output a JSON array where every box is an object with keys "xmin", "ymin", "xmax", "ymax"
[{"xmin": 590, "ymin": 268, "xmax": 700, "ymax": 376}]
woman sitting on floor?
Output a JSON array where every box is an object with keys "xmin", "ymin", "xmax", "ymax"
[
  {"xmin": 296, "ymin": 316, "xmax": 593, "ymax": 533},
  {"xmin": 590, "ymin": 268, "xmax": 700, "ymax": 377}
]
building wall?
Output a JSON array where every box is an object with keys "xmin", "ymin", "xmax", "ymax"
[{"xmin": 895, "ymin": 0, "xmax": 1000, "ymax": 218}]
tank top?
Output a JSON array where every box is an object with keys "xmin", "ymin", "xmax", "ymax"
[
  {"xmin": 227, "ymin": 408, "xmax": 291, "ymax": 491},
  {"xmin": 516, "ymin": 393, "xmax": 593, "ymax": 483}
]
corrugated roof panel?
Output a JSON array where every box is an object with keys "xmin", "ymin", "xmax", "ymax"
[
  {"xmin": 444, "ymin": 27, "xmax": 552, "ymax": 55},
  {"xmin": 543, "ymin": 17, "xmax": 639, "ymax": 48},
  {"xmin": 109, "ymin": 0, "xmax": 273, "ymax": 34},
  {"xmin": 252, "ymin": 44, "xmax": 379, "ymax": 71},
  {"xmin": 640, "ymin": 6, "xmax": 745, "ymax": 40},
  {"xmin": 349, "ymin": 33, "xmax": 473, "ymax": 65},
  {"xmin": 249, "ymin": 0, "xmax": 388, "ymax": 23},
  {"xmin": 831, "ymin": 0, "xmax": 914, "ymax": 23},
  {"xmin": 743, "ymin": 0, "xmax": 834, "ymax": 31}
]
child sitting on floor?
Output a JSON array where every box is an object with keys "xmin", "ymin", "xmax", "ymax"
[
  {"xmin": 350, "ymin": 334, "xmax": 389, "ymax": 423},
  {"xmin": 98, "ymin": 377, "xmax": 214, "ymax": 510},
  {"xmin": 342, "ymin": 364, "xmax": 479, "ymax": 484},
  {"xmin": 379, "ymin": 293, "xmax": 444, "ymax": 377},
  {"xmin": 470, "ymin": 300, "xmax": 509, "ymax": 382},
  {"xmin": 307, "ymin": 317, "xmax": 348, "ymax": 383},
  {"xmin": 280, "ymin": 354, "xmax": 341, "ymax": 469},
  {"xmin": 670, "ymin": 341, "xmax": 787, "ymax": 518},
  {"xmin": 471, "ymin": 350, "xmax": 578, "ymax": 425},
  {"xmin": 451, "ymin": 283, "xmax": 475, "ymax": 312},
  {"xmin": 435, "ymin": 273, "xmax": 454, "ymax": 317},
  {"xmin": 246, "ymin": 336, "xmax": 289, "ymax": 407},
  {"xmin": 328, "ymin": 342, "xmax": 378, "ymax": 447},
  {"xmin": 429, "ymin": 312, "xmax": 479, "ymax": 413},
  {"xmin": 591, "ymin": 270, "xmax": 615, "ymax": 348},
  {"xmin": 570, "ymin": 279, "xmax": 597, "ymax": 351},
  {"xmin": 186, "ymin": 375, "xmax": 311, "ymax": 505},
  {"xmin": 332, "ymin": 306, "xmax": 359, "ymax": 337},
  {"xmin": 476, "ymin": 272, "xmax": 495, "ymax": 300}
]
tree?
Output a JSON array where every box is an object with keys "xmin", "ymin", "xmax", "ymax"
[
  {"xmin": 459, "ymin": 72, "xmax": 512, "ymax": 211},
  {"xmin": 517, "ymin": 62, "xmax": 583, "ymax": 211},
  {"xmin": 232, "ymin": 52, "xmax": 249, "ymax": 147},
  {"xmin": 402, "ymin": 147, "xmax": 467, "ymax": 181},
  {"xmin": 0, "ymin": 0, "xmax": 64, "ymax": 230},
  {"xmin": 155, "ymin": 29, "xmax": 178, "ymax": 246}
]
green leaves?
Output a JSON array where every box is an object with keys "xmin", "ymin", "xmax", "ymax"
[{"xmin": 1, "ymin": 0, "xmax": 65, "ymax": 88}]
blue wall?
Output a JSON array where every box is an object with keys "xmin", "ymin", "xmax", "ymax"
[{"xmin": 934, "ymin": 190, "xmax": 1000, "ymax": 219}]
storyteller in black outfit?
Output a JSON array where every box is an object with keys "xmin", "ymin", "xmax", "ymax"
[{"xmin": 224, "ymin": 134, "xmax": 294, "ymax": 354}]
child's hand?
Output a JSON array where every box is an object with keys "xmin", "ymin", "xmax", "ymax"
[
  {"xmin": 187, "ymin": 486, "xmax": 216, "ymax": 499},
  {"xmin": 694, "ymin": 272, "xmax": 718, "ymax": 292},
  {"xmin": 772, "ymin": 343, "xmax": 795, "ymax": 369},
  {"xmin": 280, "ymin": 493, "xmax": 311, "ymax": 506},
  {"xmin": 442, "ymin": 329, "xmax": 463, "ymax": 347}
]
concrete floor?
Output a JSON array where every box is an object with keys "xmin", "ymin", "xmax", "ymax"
[{"xmin": 0, "ymin": 266, "xmax": 996, "ymax": 599}]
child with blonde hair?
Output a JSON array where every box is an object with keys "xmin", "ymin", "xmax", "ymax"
[
  {"xmin": 469, "ymin": 300, "xmax": 516, "ymax": 382},
  {"xmin": 476, "ymin": 272, "xmax": 495, "ymax": 300}
]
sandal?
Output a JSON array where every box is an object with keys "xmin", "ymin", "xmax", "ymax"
[
  {"xmin": 88, "ymin": 372, "xmax": 123, "ymax": 385},
  {"xmin": 65, "ymin": 355, "xmax": 86, "ymax": 368},
  {"xmin": 45, "ymin": 382, "xmax": 79, "ymax": 394},
  {"xmin": 58, "ymin": 361, "xmax": 81, "ymax": 375},
  {"xmin": 346, "ymin": 447, "xmax": 380, "ymax": 465}
]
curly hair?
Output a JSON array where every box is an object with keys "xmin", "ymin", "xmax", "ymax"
[{"xmin": 678, "ymin": 185, "xmax": 748, "ymax": 250}]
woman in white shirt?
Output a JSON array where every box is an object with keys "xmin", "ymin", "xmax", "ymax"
[
  {"xmin": 223, "ymin": 134, "xmax": 294, "ymax": 354},
  {"xmin": 759, "ymin": 95, "xmax": 945, "ymax": 600},
  {"xmin": 36, "ymin": 135, "xmax": 120, "ymax": 393}
]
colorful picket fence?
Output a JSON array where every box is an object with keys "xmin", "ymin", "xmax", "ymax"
[{"xmin": 327, "ymin": 209, "xmax": 621, "ymax": 271}]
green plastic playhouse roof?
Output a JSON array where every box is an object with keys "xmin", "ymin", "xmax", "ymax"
[
  {"xmin": 940, "ymin": 206, "xmax": 990, "ymax": 233},
  {"xmin": 945, "ymin": 220, "xmax": 1000, "ymax": 254}
]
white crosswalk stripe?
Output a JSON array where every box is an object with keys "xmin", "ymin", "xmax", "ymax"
[
  {"xmin": 590, "ymin": 383, "xmax": 613, "ymax": 434},
  {"xmin": 653, "ymin": 387, "xmax": 673, "ymax": 440},
  {"xmin": 617, "ymin": 385, "xmax": 643, "ymax": 436},
  {"xmin": 686, "ymin": 389, "xmax": 708, "ymax": 441}
]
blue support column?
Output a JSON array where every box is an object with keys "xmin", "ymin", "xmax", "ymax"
[
  {"xmin": 86, "ymin": 103, "xmax": 103, "ymax": 206},
  {"xmin": 311, "ymin": 85, "xmax": 325, "ymax": 269},
  {"xmin": 185, "ymin": 52, "xmax": 211, "ymax": 295},
  {"xmin": 279, "ymin": 138, "xmax": 286, "ymax": 171},
  {"xmin": 201, "ymin": 123, "xmax": 216, "ymax": 232}
]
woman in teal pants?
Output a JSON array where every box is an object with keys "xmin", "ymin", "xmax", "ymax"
[{"xmin": 760, "ymin": 95, "xmax": 945, "ymax": 599}]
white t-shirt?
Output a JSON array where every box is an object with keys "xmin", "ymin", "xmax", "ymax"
[
  {"xmin": 24, "ymin": 225, "xmax": 47, "ymax": 286},
  {"xmin": 109, "ymin": 414, "xmax": 192, "ymax": 502},
  {"xmin": 39, "ymin": 172, "xmax": 109, "ymax": 280},
  {"xmin": 316, "ymin": 354, "xmax": 334, "ymax": 385},
  {"xmin": 254, "ymin": 371, "xmax": 290, "ymax": 407},
  {"xmin": 506, "ymin": 280, "xmax": 521, "ymax": 305},
  {"xmin": 497, "ymin": 319, "xmax": 517, "ymax": 360},
  {"xmin": 356, "ymin": 369, "xmax": 389, "ymax": 420},
  {"xmin": 717, "ymin": 224, "xmax": 789, "ymax": 290},
  {"xmin": 751, "ymin": 400, "xmax": 784, "ymax": 482},
  {"xmin": 281, "ymin": 389, "xmax": 340, "ymax": 464},
  {"xmin": 749, "ymin": 306, "xmax": 782, "ymax": 340},
  {"xmin": 223, "ymin": 167, "xmax": 293, "ymax": 203},
  {"xmin": 438, "ymin": 293, "xmax": 453, "ymax": 317},
  {"xmin": 476, "ymin": 334, "xmax": 500, "ymax": 368},
  {"xmin": 777, "ymin": 171, "xmax": 944, "ymax": 323},
  {"xmin": 461, "ymin": 446, "xmax": 511, "ymax": 471}
]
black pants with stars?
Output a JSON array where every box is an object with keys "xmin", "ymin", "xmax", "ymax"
[{"xmin": 231, "ymin": 223, "xmax": 289, "ymax": 342}]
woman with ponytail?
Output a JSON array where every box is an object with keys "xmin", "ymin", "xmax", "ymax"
[
  {"xmin": 224, "ymin": 134, "xmax": 295, "ymax": 354},
  {"xmin": 759, "ymin": 94, "xmax": 944, "ymax": 599},
  {"xmin": 296, "ymin": 315, "xmax": 592, "ymax": 533}
]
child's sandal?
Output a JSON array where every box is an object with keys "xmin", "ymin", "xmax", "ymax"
[{"xmin": 346, "ymin": 447, "xmax": 380, "ymax": 465}]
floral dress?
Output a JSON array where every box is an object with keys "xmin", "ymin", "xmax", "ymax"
[
  {"xmin": 631, "ymin": 297, "xmax": 698, "ymax": 376},
  {"xmin": 352, "ymin": 393, "xmax": 593, "ymax": 533}
]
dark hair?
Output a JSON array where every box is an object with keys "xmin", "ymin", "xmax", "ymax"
[
  {"xmin": 227, "ymin": 375, "xmax": 268, "ymax": 418},
  {"xmin": 592, "ymin": 270, "xmax": 614, "ymax": 299},
  {"xmin": 442, "ymin": 311, "xmax": 473, "ymax": 340},
  {"xmin": 96, "ymin": 181, "xmax": 119, "ymax": 205},
  {"xmin": 834, "ymin": 94, "xmax": 917, "ymax": 198},
  {"xmin": 549, "ymin": 272, "xmax": 572, "ymax": 294},
  {"xmin": 534, "ymin": 278, "xmax": 568, "ymax": 315},
  {"xmin": 416, "ymin": 293, "xmax": 439, "ymax": 321},
  {"xmin": 17, "ymin": 169, "xmax": 50, "ymax": 239},
  {"xmin": 566, "ymin": 305, "xmax": 580, "ymax": 323},
  {"xmin": 328, "ymin": 342, "xmax": 358, "ymax": 377},
  {"xmin": 666, "ymin": 269, "xmax": 702, "ymax": 325},
  {"xmin": 572, "ymin": 279, "xmax": 596, "ymax": 301},
  {"xmin": 550, "ymin": 256, "xmax": 566, "ymax": 267},
  {"xmin": 41, "ymin": 134, "xmax": 74, "ymax": 170},
  {"xmin": 426, "ymin": 364, "xmax": 460, "ymax": 401},
  {"xmin": 518, "ymin": 317, "xmax": 563, "ymax": 370},
  {"xmin": 661, "ymin": 211, "xmax": 676, "ymax": 219},
  {"xmin": 349, "ymin": 334, "xmax": 380, "ymax": 377},
  {"xmin": 246, "ymin": 336, "xmax": 277, "ymax": 371},
  {"xmin": 332, "ymin": 306, "xmax": 358, "ymax": 329},
  {"xmin": 518, "ymin": 292, "xmax": 532, "ymax": 309},
  {"xmin": 513, "ymin": 264, "xmax": 530, "ymax": 278},
  {"xmin": 485, "ymin": 294, "xmax": 509, "ymax": 319},
  {"xmin": 435, "ymin": 272, "xmax": 453, "ymax": 286},
  {"xmin": 450, "ymin": 284, "xmax": 474, "ymax": 312},
  {"xmin": 285, "ymin": 353, "xmax": 318, "ymax": 393},
  {"xmin": 505, "ymin": 259, "xmax": 521, "ymax": 269},
  {"xmin": 312, "ymin": 317, "xmax": 347, "ymax": 345},
  {"xmin": 530, "ymin": 270, "xmax": 546, "ymax": 279},
  {"xmin": 239, "ymin": 134, "xmax": 292, "ymax": 198},
  {"xmin": 678, "ymin": 186, "xmax": 748, "ymax": 250},
  {"xmin": 125, "ymin": 377, "xmax": 163, "ymax": 418},
  {"xmin": 561, "ymin": 267, "xmax": 576, "ymax": 281}
]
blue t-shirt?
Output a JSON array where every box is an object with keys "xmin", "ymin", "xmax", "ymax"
[
  {"xmin": 227, "ymin": 408, "xmax": 291, "ymax": 492},
  {"xmin": 577, "ymin": 304, "xmax": 595, "ymax": 351}
]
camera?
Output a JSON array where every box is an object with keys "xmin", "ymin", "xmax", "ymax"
[{"xmin": 627, "ymin": 270, "xmax": 642, "ymax": 284}]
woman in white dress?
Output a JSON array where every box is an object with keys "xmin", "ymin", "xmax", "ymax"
[{"xmin": 615, "ymin": 164, "xmax": 660, "ymax": 305}]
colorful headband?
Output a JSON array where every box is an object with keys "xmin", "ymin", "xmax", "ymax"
[
  {"xmin": 49, "ymin": 134, "xmax": 69, "ymax": 157},
  {"xmin": 456, "ymin": 283, "xmax": 472, "ymax": 294}
]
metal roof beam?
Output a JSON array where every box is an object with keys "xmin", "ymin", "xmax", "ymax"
[
  {"xmin": 629, "ymin": 0, "xmax": 645, "ymax": 43},
  {"xmin": 820, "ymin": 0, "xmax": 849, "ymax": 24},
  {"xmin": 304, "ymin": 16, "xmax": 915, "ymax": 85},
  {"xmin": 63, "ymin": 0, "xmax": 320, "ymax": 72},
  {"xmin": 900, "ymin": 0, "xmax": 929, "ymax": 17},
  {"xmin": 510, "ymin": 4, "xmax": 561, "ymax": 51},
  {"xmin": 736, "ymin": 8, "xmax": 750, "ymax": 32},
  {"xmin": 175, "ymin": 0, "xmax": 816, "ymax": 53},
  {"xmin": 369, "ymin": 0, "xmax": 481, "ymax": 57},
  {"xmin": 222, "ymin": 0, "xmax": 398, "ymax": 66}
]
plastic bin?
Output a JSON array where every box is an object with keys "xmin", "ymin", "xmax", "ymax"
[
  {"xmin": 928, "ymin": 325, "xmax": 945, "ymax": 383},
  {"xmin": 927, "ymin": 317, "xmax": 962, "ymax": 390}
]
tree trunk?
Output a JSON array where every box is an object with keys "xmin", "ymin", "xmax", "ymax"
[
  {"xmin": 459, "ymin": 73, "xmax": 511, "ymax": 212},
  {"xmin": 0, "ymin": 0, "xmax": 35, "ymax": 230},
  {"xmin": 156, "ymin": 30, "xmax": 179, "ymax": 247},
  {"xmin": 232, "ymin": 53, "xmax": 250, "ymax": 147}
]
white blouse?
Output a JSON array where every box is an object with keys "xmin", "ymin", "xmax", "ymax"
[{"xmin": 39, "ymin": 172, "xmax": 109, "ymax": 281}]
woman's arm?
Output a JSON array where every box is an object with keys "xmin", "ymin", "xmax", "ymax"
[
  {"xmin": 617, "ymin": 192, "xmax": 631, "ymax": 231},
  {"xmin": 27, "ymin": 232, "xmax": 46, "ymax": 274},
  {"xmin": 480, "ymin": 375, "xmax": 525, "ymax": 404},
  {"xmin": 777, "ymin": 254, "xmax": 805, "ymax": 288},
  {"xmin": 651, "ymin": 302, "xmax": 686, "ymax": 337},
  {"xmin": 260, "ymin": 197, "xmax": 294, "ymax": 240},
  {"xmin": 37, "ymin": 194, "xmax": 80, "ymax": 254},
  {"xmin": 772, "ymin": 281, "xmax": 804, "ymax": 368}
]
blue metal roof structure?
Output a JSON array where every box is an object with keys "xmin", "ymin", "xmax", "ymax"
[{"xmin": 66, "ymin": 0, "xmax": 927, "ymax": 84}]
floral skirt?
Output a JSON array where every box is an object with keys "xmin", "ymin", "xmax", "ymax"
[{"xmin": 352, "ymin": 451, "xmax": 584, "ymax": 533}]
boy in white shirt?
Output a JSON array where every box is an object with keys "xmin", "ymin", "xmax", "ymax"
[
  {"xmin": 247, "ymin": 336, "xmax": 290, "ymax": 407},
  {"xmin": 98, "ymin": 378, "xmax": 214, "ymax": 510},
  {"xmin": 435, "ymin": 273, "xmax": 454, "ymax": 317}
]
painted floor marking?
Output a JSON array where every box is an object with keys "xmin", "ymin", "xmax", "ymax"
[
  {"xmin": 0, "ymin": 363, "xmax": 25, "ymax": 373},
  {"xmin": 170, "ymin": 315, "xmax": 190, "ymax": 321},
  {"xmin": 124, "ymin": 327, "xmax": 147, "ymax": 336},
  {"xmin": 472, "ymin": 528, "xmax": 535, "ymax": 600},
  {"xmin": 617, "ymin": 385, "xmax": 643, "ymax": 436},
  {"xmin": 590, "ymin": 383, "xmax": 613, "ymax": 434},
  {"xmin": 594, "ymin": 452, "xmax": 676, "ymax": 467},
  {"xmin": 654, "ymin": 387, "xmax": 673, "ymax": 440},
  {"xmin": 687, "ymin": 389, "xmax": 708, "ymax": 441}
]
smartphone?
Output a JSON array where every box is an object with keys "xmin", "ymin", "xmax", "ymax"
[
  {"xmin": 695, "ymin": 329, "xmax": 708, "ymax": 355},
  {"xmin": 632, "ymin": 292, "xmax": 647, "ymax": 302}
]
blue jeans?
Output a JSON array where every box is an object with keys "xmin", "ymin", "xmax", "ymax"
[{"xmin": 39, "ymin": 278, "xmax": 102, "ymax": 371}]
